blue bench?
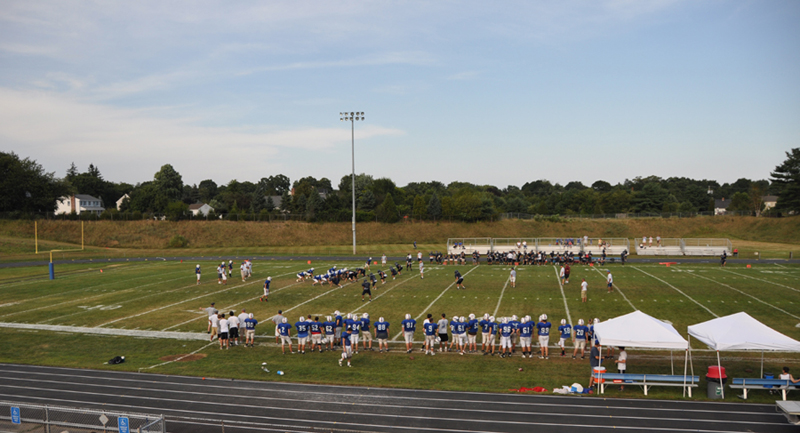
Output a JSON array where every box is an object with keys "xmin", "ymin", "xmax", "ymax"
[
  {"xmin": 730, "ymin": 378, "xmax": 798, "ymax": 400},
  {"xmin": 591, "ymin": 372, "xmax": 700, "ymax": 397}
]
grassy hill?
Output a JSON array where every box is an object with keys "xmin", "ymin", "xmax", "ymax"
[{"xmin": 1, "ymin": 216, "xmax": 797, "ymax": 251}]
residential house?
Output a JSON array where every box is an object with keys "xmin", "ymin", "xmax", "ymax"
[
  {"xmin": 56, "ymin": 194, "xmax": 105, "ymax": 215},
  {"xmin": 714, "ymin": 198, "xmax": 730, "ymax": 215},
  {"xmin": 189, "ymin": 203, "xmax": 214, "ymax": 217},
  {"xmin": 116, "ymin": 193, "xmax": 130, "ymax": 211}
]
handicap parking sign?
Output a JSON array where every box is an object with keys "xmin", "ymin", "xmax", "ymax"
[
  {"xmin": 118, "ymin": 416, "xmax": 129, "ymax": 433},
  {"xmin": 10, "ymin": 407, "xmax": 20, "ymax": 424}
]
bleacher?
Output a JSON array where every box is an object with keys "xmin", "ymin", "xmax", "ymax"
[
  {"xmin": 446, "ymin": 238, "xmax": 492, "ymax": 255},
  {"xmin": 445, "ymin": 237, "xmax": 731, "ymax": 257},
  {"xmin": 636, "ymin": 238, "xmax": 683, "ymax": 256},
  {"xmin": 582, "ymin": 238, "xmax": 630, "ymax": 256},
  {"xmin": 682, "ymin": 238, "xmax": 732, "ymax": 256}
]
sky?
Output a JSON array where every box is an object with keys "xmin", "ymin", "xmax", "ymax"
[{"xmin": 1, "ymin": 1, "xmax": 798, "ymax": 189}]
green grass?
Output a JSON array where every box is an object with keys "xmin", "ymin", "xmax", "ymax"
[{"xmin": 0, "ymin": 259, "xmax": 798, "ymax": 403}]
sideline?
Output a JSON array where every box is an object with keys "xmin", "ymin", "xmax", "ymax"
[
  {"xmin": 552, "ymin": 265, "xmax": 573, "ymax": 326},
  {"xmin": 0, "ymin": 321, "xmax": 207, "ymax": 340},
  {"xmin": 631, "ymin": 267, "xmax": 718, "ymax": 318},
  {"xmin": 140, "ymin": 342, "xmax": 217, "ymax": 371},
  {"xmin": 492, "ymin": 276, "xmax": 511, "ymax": 317}
]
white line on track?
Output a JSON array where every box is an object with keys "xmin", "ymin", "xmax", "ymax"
[
  {"xmin": 392, "ymin": 266, "xmax": 478, "ymax": 341},
  {"xmin": 631, "ymin": 267, "xmax": 718, "ymax": 318},
  {"xmin": 552, "ymin": 265, "xmax": 572, "ymax": 326},
  {"xmin": 0, "ymin": 383, "xmax": 784, "ymax": 432},
  {"xmin": 160, "ymin": 266, "xmax": 317, "ymax": 331},
  {"xmin": 689, "ymin": 272, "xmax": 800, "ymax": 321},
  {"xmin": 720, "ymin": 269, "xmax": 799, "ymax": 293},
  {"xmin": 0, "ymin": 322, "xmax": 208, "ymax": 340},
  {"xmin": 492, "ymin": 276, "xmax": 510, "ymax": 317},
  {"xmin": 591, "ymin": 267, "xmax": 636, "ymax": 311}
]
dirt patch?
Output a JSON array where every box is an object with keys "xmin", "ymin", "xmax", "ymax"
[{"xmin": 159, "ymin": 353, "xmax": 207, "ymax": 362}]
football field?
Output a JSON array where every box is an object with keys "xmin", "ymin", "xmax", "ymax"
[{"xmin": 0, "ymin": 258, "xmax": 798, "ymax": 402}]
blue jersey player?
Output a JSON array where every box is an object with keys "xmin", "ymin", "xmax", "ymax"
[
  {"xmin": 572, "ymin": 319, "xmax": 590, "ymax": 359},
  {"xmin": 536, "ymin": 315, "xmax": 552, "ymax": 359},
  {"xmin": 558, "ymin": 319, "xmax": 572, "ymax": 357}
]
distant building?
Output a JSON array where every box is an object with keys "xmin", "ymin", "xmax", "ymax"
[
  {"xmin": 714, "ymin": 198, "xmax": 730, "ymax": 215},
  {"xmin": 266, "ymin": 195, "xmax": 283, "ymax": 210},
  {"xmin": 116, "ymin": 193, "xmax": 130, "ymax": 211},
  {"xmin": 56, "ymin": 194, "xmax": 105, "ymax": 215},
  {"xmin": 762, "ymin": 195, "xmax": 778, "ymax": 211},
  {"xmin": 188, "ymin": 203, "xmax": 214, "ymax": 217}
]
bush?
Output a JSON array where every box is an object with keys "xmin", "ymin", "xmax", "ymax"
[
  {"xmin": 131, "ymin": 210, "xmax": 143, "ymax": 220},
  {"xmin": 168, "ymin": 234, "xmax": 189, "ymax": 248}
]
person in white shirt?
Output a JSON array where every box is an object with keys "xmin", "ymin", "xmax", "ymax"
[
  {"xmin": 560, "ymin": 265, "xmax": 566, "ymax": 285},
  {"xmin": 227, "ymin": 311, "xmax": 240, "ymax": 346},
  {"xmin": 615, "ymin": 347, "xmax": 628, "ymax": 390},
  {"xmin": 419, "ymin": 261, "xmax": 424, "ymax": 279},
  {"xmin": 581, "ymin": 278, "xmax": 588, "ymax": 303},
  {"xmin": 209, "ymin": 310, "xmax": 219, "ymax": 342},
  {"xmin": 240, "ymin": 263, "xmax": 246, "ymax": 282},
  {"xmin": 606, "ymin": 271, "xmax": 613, "ymax": 293},
  {"xmin": 238, "ymin": 309, "xmax": 249, "ymax": 335},
  {"xmin": 510, "ymin": 267, "xmax": 516, "ymax": 288},
  {"xmin": 218, "ymin": 314, "xmax": 229, "ymax": 349},
  {"xmin": 272, "ymin": 310, "xmax": 284, "ymax": 344},
  {"xmin": 381, "ymin": 254, "xmax": 387, "ymax": 265}
]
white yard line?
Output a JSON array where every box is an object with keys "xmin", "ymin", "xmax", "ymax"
[
  {"xmin": 0, "ymin": 262, "xmax": 174, "ymax": 290},
  {"xmin": 552, "ymin": 265, "xmax": 572, "ymax": 326},
  {"xmin": 631, "ymin": 266, "xmax": 718, "ymax": 318},
  {"xmin": 0, "ymin": 275, "xmax": 187, "ymax": 319},
  {"xmin": 720, "ymin": 269, "xmax": 799, "ymax": 293},
  {"xmin": 0, "ymin": 321, "xmax": 208, "ymax": 340},
  {"xmin": 591, "ymin": 267, "xmax": 637, "ymax": 311},
  {"xmin": 391, "ymin": 266, "xmax": 478, "ymax": 341},
  {"xmin": 774, "ymin": 263, "xmax": 787, "ymax": 268},
  {"xmin": 690, "ymin": 272, "xmax": 800, "ymax": 321},
  {"xmin": 349, "ymin": 272, "xmax": 423, "ymax": 315},
  {"xmin": 140, "ymin": 342, "xmax": 217, "ymax": 371},
  {"xmin": 0, "ymin": 267, "xmax": 184, "ymax": 308},
  {"xmin": 492, "ymin": 277, "xmax": 511, "ymax": 317}
]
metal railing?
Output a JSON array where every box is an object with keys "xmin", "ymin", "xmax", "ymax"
[
  {"xmin": 0, "ymin": 400, "xmax": 165, "ymax": 433},
  {"xmin": 499, "ymin": 210, "xmax": 767, "ymax": 220}
]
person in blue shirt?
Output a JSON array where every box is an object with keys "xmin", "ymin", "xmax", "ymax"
[
  {"xmin": 243, "ymin": 313, "xmax": 258, "ymax": 348},
  {"xmin": 423, "ymin": 317, "xmax": 438, "ymax": 355},
  {"xmin": 499, "ymin": 317, "xmax": 513, "ymax": 358},
  {"xmin": 294, "ymin": 316, "xmax": 310, "ymax": 354},
  {"xmin": 454, "ymin": 270, "xmax": 465, "ymax": 290},
  {"xmin": 519, "ymin": 316, "xmax": 534, "ymax": 358},
  {"xmin": 339, "ymin": 330, "xmax": 352, "ymax": 367},
  {"xmin": 195, "ymin": 265, "xmax": 201, "ymax": 285},
  {"xmin": 309, "ymin": 317, "xmax": 323, "ymax": 353},
  {"xmin": 374, "ymin": 316, "xmax": 390, "ymax": 352},
  {"xmin": 296, "ymin": 271, "xmax": 307, "ymax": 282},
  {"xmin": 401, "ymin": 314, "xmax": 416, "ymax": 353},
  {"xmin": 467, "ymin": 313, "xmax": 479, "ymax": 353},
  {"xmin": 479, "ymin": 314, "xmax": 491, "ymax": 353},
  {"xmin": 349, "ymin": 314, "xmax": 361, "ymax": 353},
  {"xmin": 536, "ymin": 314, "xmax": 552, "ymax": 359},
  {"xmin": 558, "ymin": 319, "xmax": 572, "ymax": 357},
  {"xmin": 334, "ymin": 310, "xmax": 343, "ymax": 346},
  {"xmin": 360, "ymin": 313, "xmax": 373, "ymax": 351},
  {"xmin": 454, "ymin": 316, "xmax": 468, "ymax": 355},
  {"xmin": 329, "ymin": 265, "xmax": 337, "ymax": 275},
  {"xmin": 277, "ymin": 318, "xmax": 293, "ymax": 354},
  {"xmin": 323, "ymin": 316, "xmax": 336, "ymax": 351},
  {"xmin": 448, "ymin": 314, "xmax": 459, "ymax": 352},
  {"xmin": 361, "ymin": 279, "xmax": 372, "ymax": 302},
  {"xmin": 572, "ymin": 318, "xmax": 590, "ymax": 359},
  {"xmin": 260, "ymin": 276, "xmax": 272, "ymax": 302}
]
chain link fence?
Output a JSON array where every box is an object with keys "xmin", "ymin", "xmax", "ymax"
[{"xmin": 0, "ymin": 400, "xmax": 165, "ymax": 433}]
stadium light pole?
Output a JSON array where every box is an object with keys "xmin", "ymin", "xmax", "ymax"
[{"xmin": 340, "ymin": 111, "xmax": 365, "ymax": 255}]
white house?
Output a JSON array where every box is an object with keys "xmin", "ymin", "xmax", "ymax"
[
  {"xmin": 116, "ymin": 193, "xmax": 130, "ymax": 211},
  {"xmin": 56, "ymin": 194, "xmax": 105, "ymax": 215},
  {"xmin": 189, "ymin": 203, "xmax": 214, "ymax": 216},
  {"xmin": 714, "ymin": 198, "xmax": 730, "ymax": 215},
  {"xmin": 762, "ymin": 195, "xmax": 778, "ymax": 211}
]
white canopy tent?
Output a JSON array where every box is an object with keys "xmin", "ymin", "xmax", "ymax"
[
  {"xmin": 593, "ymin": 310, "xmax": 693, "ymax": 395},
  {"xmin": 688, "ymin": 312, "xmax": 800, "ymax": 399}
]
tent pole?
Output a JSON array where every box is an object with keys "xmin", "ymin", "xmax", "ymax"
[
  {"xmin": 671, "ymin": 351, "xmax": 674, "ymax": 375},
  {"xmin": 683, "ymin": 348, "xmax": 689, "ymax": 398},
  {"xmin": 717, "ymin": 350, "xmax": 724, "ymax": 399}
]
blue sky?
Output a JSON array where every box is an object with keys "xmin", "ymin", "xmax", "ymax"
[{"xmin": 1, "ymin": 1, "xmax": 798, "ymax": 188}]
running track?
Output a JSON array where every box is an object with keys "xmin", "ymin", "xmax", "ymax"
[{"xmin": 0, "ymin": 364, "xmax": 793, "ymax": 433}]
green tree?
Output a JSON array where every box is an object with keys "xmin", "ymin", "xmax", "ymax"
[
  {"xmin": 0, "ymin": 152, "xmax": 70, "ymax": 213},
  {"xmin": 376, "ymin": 193, "xmax": 399, "ymax": 223},
  {"xmin": 771, "ymin": 148, "xmax": 800, "ymax": 213},
  {"xmin": 198, "ymin": 179, "xmax": 218, "ymax": 202},
  {"xmin": 165, "ymin": 201, "xmax": 189, "ymax": 221},
  {"xmin": 427, "ymin": 193, "xmax": 442, "ymax": 220},
  {"xmin": 154, "ymin": 164, "xmax": 183, "ymax": 204},
  {"xmin": 265, "ymin": 196, "xmax": 275, "ymax": 212},
  {"xmin": 412, "ymin": 195, "xmax": 427, "ymax": 219},
  {"xmin": 358, "ymin": 190, "xmax": 376, "ymax": 211},
  {"xmin": 727, "ymin": 192, "xmax": 751, "ymax": 211}
]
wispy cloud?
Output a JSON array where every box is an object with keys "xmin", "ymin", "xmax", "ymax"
[{"xmin": 237, "ymin": 51, "xmax": 435, "ymax": 76}]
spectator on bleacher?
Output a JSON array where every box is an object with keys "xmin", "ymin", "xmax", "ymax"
[
  {"xmin": 642, "ymin": 236, "xmax": 647, "ymax": 248},
  {"xmin": 649, "ymin": 236, "xmax": 653, "ymax": 247},
  {"xmin": 657, "ymin": 236, "xmax": 662, "ymax": 246},
  {"xmin": 780, "ymin": 367, "xmax": 800, "ymax": 384}
]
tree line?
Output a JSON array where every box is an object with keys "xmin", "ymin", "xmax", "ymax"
[{"xmin": 2, "ymin": 149, "xmax": 799, "ymax": 221}]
